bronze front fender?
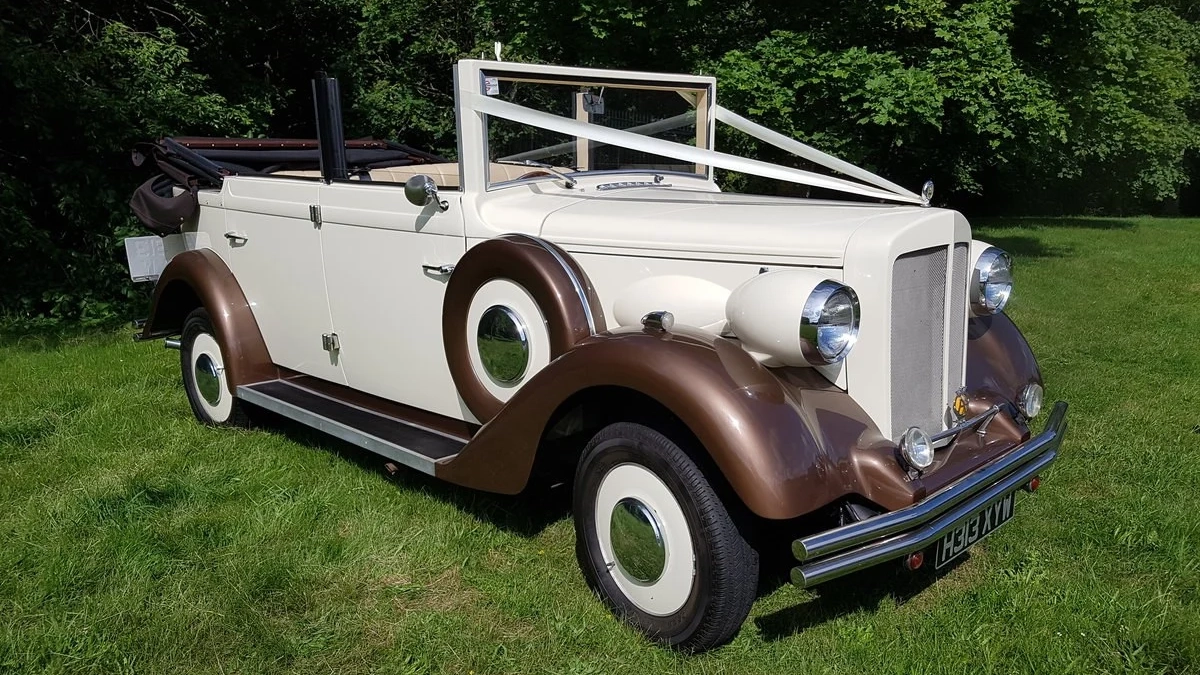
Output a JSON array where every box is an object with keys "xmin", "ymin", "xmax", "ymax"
[
  {"xmin": 967, "ymin": 312, "xmax": 1043, "ymax": 402},
  {"xmin": 438, "ymin": 326, "xmax": 917, "ymax": 520}
]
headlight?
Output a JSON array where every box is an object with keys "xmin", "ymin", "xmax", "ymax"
[
  {"xmin": 899, "ymin": 426, "xmax": 934, "ymax": 470},
  {"xmin": 971, "ymin": 247, "xmax": 1013, "ymax": 315},
  {"xmin": 800, "ymin": 281, "xmax": 860, "ymax": 365},
  {"xmin": 725, "ymin": 271, "xmax": 862, "ymax": 368},
  {"xmin": 1019, "ymin": 383, "xmax": 1043, "ymax": 418}
]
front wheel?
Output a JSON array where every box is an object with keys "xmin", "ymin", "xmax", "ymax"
[
  {"xmin": 573, "ymin": 422, "xmax": 758, "ymax": 652},
  {"xmin": 180, "ymin": 307, "xmax": 249, "ymax": 427}
]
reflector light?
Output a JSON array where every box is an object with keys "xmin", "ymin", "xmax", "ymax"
[
  {"xmin": 1026, "ymin": 476, "xmax": 1041, "ymax": 493},
  {"xmin": 904, "ymin": 551, "xmax": 925, "ymax": 571}
]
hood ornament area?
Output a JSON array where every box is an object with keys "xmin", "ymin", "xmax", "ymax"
[
  {"xmin": 920, "ymin": 180, "xmax": 935, "ymax": 207},
  {"xmin": 951, "ymin": 388, "xmax": 969, "ymax": 421}
]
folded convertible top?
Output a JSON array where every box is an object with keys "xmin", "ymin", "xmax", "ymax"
[
  {"xmin": 129, "ymin": 136, "xmax": 449, "ymax": 234},
  {"xmin": 141, "ymin": 137, "xmax": 447, "ymax": 185}
]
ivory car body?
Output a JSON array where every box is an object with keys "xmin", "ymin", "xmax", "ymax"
[{"xmin": 129, "ymin": 60, "xmax": 1068, "ymax": 652}]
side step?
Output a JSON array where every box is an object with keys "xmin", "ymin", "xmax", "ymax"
[{"xmin": 237, "ymin": 380, "xmax": 464, "ymax": 475}]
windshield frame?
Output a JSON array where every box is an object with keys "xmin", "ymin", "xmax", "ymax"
[
  {"xmin": 454, "ymin": 61, "xmax": 718, "ymax": 193},
  {"xmin": 453, "ymin": 60, "xmax": 923, "ymax": 204}
]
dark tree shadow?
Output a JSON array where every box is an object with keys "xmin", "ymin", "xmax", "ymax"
[
  {"xmin": 753, "ymin": 554, "xmax": 972, "ymax": 641},
  {"xmin": 257, "ymin": 408, "xmax": 572, "ymax": 538},
  {"xmin": 973, "ymin": 216, "xmax": 1139, "ymax": 231},
  {"xmin": 971, "ymin": 234, "xmax": 1067, "ymax": 260}
]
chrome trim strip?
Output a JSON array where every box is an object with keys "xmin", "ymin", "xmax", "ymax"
[
  {"xmin": 528, "ymin": 236, "xmax": 598, "ymax": 335},
  {"xmin": 595, "ymin": 180, "xmax": 672, "ymax": 191},
  {"xmin": 236, "ymin": 385, "xmax": 440, "ymax": 475},
  {"xmin": 931, "ymin": 403, "xmax": 1003, "ymax": 443},
  {"xmin": 791, "ymin": 446, "xmax": 1056, "ymax": 587},
  {"xmin": 793, "ymin": 401, "xmax": 1067, "ymax": 564}
]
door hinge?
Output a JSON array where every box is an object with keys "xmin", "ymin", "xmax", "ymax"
[
  {"xmin": 309, "ymin": 204, "xmax": 322, "ymax": 227},
  {"xmin": 321, "ymin": 332, "xmax": 339, "ymax": 352}
]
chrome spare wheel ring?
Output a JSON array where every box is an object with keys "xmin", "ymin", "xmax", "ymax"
[
  {"xmin": 194, "ymin": 353, "xmax": 222, "ymax": 407},
  {"xmin": 477, "ymin": 305, "xmax": 529, "ymax": 384},
  {"xmin": 610, "ymin": 497, "xmax": 667, "ymax": 583}
]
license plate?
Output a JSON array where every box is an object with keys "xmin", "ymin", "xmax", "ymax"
[
  {"xmin": 934, "ymin": 491, "xmax": 1016, "ymax": 568},
  {"xmin": 124, "ymin": 236, "xmax": 168, "ymax": 282}
]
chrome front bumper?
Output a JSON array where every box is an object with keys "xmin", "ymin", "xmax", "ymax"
[{"xmin": 790, "ymin": 401, "xmax": 1068, "ymax": 587}]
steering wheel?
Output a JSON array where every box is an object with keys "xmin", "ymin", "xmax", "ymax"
[{"xmin": 518, "ymin": 170, "xmax": 554, "ymax": 181}]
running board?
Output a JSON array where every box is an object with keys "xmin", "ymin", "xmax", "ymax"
[{"xmin": 236, "ymin": 380, "xmax": 464, "ymax": 475}]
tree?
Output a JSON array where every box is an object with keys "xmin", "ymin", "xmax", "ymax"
[{"xmin": 0, "ymin": 0, "xmax": 1197, "ymax": 326}]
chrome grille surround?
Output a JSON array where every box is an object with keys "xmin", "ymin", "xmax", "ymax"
[
  {"xmin": 889, "ymin": 244, "xmax": 969, "ymax": 439},
  {"xmin": 948, "ymin": 243, "xmax": 970, "ymax": 397}
]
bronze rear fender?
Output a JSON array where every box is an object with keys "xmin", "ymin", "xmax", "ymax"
[
  {"xmin": 140, "ymin": 248, "xmax": 275, "ymax": 388},
  {"xmin": 437, "ymin": 326, "xmax": 916, "ymax": 520}
]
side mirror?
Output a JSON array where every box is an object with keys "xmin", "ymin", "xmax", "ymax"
[{"xmin": 404, "ymin": 175, "xmax": 449, "ymax": 212}]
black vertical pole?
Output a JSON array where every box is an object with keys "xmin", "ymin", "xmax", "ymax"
[{"xmin": 312, "ymin": 71, "xmax": 349, "ymax": 182}]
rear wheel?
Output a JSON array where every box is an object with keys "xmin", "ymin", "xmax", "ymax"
[
  {"xmin": 181, "ymin": 308, "xmax": 249, "ymax": 427},
  {"xmin": 573, "ymin": 422, "xmax": 758, "ymax": 652}
]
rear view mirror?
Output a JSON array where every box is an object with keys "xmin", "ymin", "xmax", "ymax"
[{"xmin": 404, "ymin": 175, "xmax": 449, "ymax": 211}]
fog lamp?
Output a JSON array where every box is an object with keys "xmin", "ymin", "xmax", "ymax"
[
  {"xmin": 900, "ymin": 426, "xmax": 934, "ymax": 470},
  {"xmin": 1019, "ymin": 383, "xmax": 1044, "ymax": 419}
]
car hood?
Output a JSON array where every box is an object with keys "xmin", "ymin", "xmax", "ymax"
[{"xmin": 535, "ymin": 186, "xmax": 930, "ymax": 266}]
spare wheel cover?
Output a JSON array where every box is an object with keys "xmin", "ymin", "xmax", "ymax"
[{"xmin": 442, "ymin": 234, "xmax": 605, "ymax": 422}]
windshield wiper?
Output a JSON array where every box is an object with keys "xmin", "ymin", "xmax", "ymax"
[{"xmin": 496, "ymin": 160, "xmax": 578, "ymax": 189}]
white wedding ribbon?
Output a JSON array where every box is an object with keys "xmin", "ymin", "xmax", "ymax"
[
  {"xmin": 466, "ymin": 92, "xmax": 923, "ymax": 205},
  {"xmin": 713, "ymin": 105, "xmax": 921, "ymax": 202}
]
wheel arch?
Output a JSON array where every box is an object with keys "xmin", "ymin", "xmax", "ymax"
[
  {"xmin": 140, "ymin": 248, "xmax": 275, "ymax": 388},
  {"xmin": 145, "ymin": 279, "xmax": 202, "ymax": 337},
  {"xmin": 534, "ymin": 386, "xmax": 725, "ymax": 484}
]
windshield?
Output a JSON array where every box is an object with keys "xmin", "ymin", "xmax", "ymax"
[
  {"xmin": 463, "ymin": 62, "xmax": 922, "ymax": 204},
  {"xmin": 483, "ymin": 75, "xmax": 711, "ymax": 186}
]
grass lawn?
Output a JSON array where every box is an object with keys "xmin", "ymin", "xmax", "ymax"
[{"xmin": 2, "ymin": 217, "xmax": 1199, "ymax": 674}]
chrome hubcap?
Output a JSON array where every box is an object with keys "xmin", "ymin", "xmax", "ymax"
[
  {"xmin": 477, "ymin": 305, "xmax": 529, "ymax": 383},
  {"xmin": 194, "ymin": 353, "xmax": 222, "ymax": 406},
  {"xmin": 609, "ymin": 497, "xmax": 667, "ymax": 583}
]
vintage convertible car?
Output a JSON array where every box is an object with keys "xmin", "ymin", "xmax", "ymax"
[{"xmin": 127, "ymin": 61, "xmax": 1068, "ymax": 652}]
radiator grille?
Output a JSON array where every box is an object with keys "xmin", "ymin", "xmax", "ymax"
[
  {"xmin": 891, "ymin": 247, "xmax": 948, "ymax": 439},
  {"xmin": 948, "ymin": 243, "xmax": 970, "ymax": 392}
]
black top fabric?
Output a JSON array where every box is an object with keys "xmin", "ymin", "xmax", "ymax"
[{"xmin": 129, "ymin": 174, "xmax": 197, "ymax": 236}]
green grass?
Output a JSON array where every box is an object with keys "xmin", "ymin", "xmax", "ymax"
[{"xmin": 2, "ymin": 217, "xmax": 1199, "ymax": 674}]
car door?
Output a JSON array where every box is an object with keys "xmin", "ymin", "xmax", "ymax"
[
  {"xmin": 317, "ymin": 180, "xmax": 468, "ymax": 420},
  {"xmin": 220, "ymin": 176, "xmax": 346, "ymax": 384}
]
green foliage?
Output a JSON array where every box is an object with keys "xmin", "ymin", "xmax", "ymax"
[
  {"xmin": 1, "ymin": 0, "xmax": 1199, "ymax": 326},
  {"xmin": 0, "ymin": 5, "xmax": 272, "ymax": 329},
  {"xmin": 344, "ymin": 0, "xmax": 503, "ymax": 156}
]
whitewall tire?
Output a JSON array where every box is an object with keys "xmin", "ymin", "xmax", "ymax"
[
  {"xmin": 181, "ymin": 308, "xmax": 249, "ymax": 427},
  {"xmin": 573, "ymin": 422, "xmax": 759, "ymax": 652},
  {"xmin": 594, "ymin": 462, "xmax": 696, "ymax": 616}
]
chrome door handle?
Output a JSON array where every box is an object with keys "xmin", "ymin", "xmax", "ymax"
[
  {"xmin": 421, "ymin": 263, "xmax": 455, "ymax": 276},
  {"xmin": 224, "ymin": 232, "xmax": 249, "ymax": 244}
]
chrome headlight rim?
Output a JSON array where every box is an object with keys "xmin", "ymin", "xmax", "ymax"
[
  {"xmin": 799, "ymin": 280, "xmax": 861, "ymax": 366},
  {"xmin": 970, "ymin": 247, "xmax": 1013, "ymax": 315},
  {"xmin": 899, "ymin": 426, "xmax": 935, "ymax": 470},
  {"xmin": 1019, "ymin": 383, "xmax": 1044, "ymax": 419}
]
